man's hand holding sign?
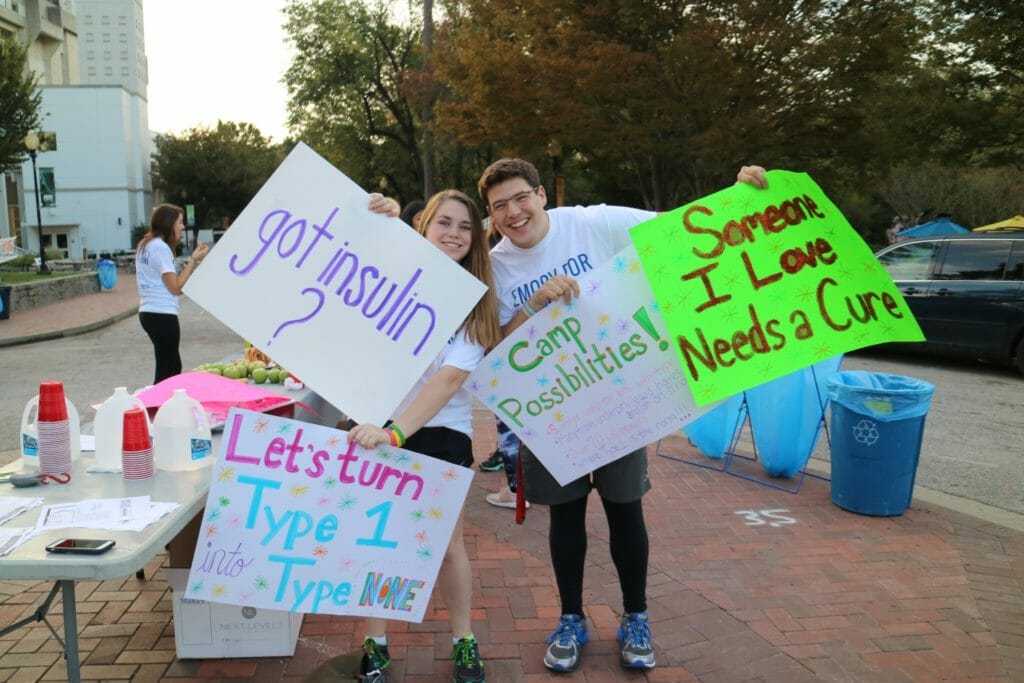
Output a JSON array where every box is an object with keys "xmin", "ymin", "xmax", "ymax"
[{"xmin": 630, "ymin": 170, "xmax": 924, "ymax": 406}]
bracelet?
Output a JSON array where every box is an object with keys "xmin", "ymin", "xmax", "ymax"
[
  {"xmin": 389, "ymin": 424, "xmax": 406, "ymax": 448},
  {"xmin": 522, "ymin": 301, "xmax": 537, "ymax": 317},
  {"xmin": 388, "ymin": 429, "xmax": 399, "ymax": 447}
]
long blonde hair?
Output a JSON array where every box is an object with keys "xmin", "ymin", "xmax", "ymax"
[{"xmin": 417, "ymin": 190, "xmax": 502, "ymax": 350}]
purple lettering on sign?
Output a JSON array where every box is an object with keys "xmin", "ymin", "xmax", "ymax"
[{"xmin": 227, "ymin": 206, "xmax": 438, "ymax": 356}]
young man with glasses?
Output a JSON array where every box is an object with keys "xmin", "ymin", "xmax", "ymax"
[{"xmin": 478, "ymin": 158, "xmax": 767, "ymax": 674}]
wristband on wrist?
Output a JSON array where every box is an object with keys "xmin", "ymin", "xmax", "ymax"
[
  {"xmin": 389, "ymin": 423, "xmax": 407, "ymax": 448},
  {"xmin": 522, "ymin": 301, "xmax": 537, "ymax": 317},
  {"xmin": 388, "ymin": 428, "xmax": 399, "ymax": 447}
]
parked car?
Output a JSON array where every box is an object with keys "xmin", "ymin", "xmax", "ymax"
[{"xmin": 874, "ymin": 233, "xmax": 1024, "ymax": 373}]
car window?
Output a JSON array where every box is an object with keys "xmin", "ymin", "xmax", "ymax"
[
  {"xmin": 934, "ymin": 240, "xmax": 1011, "ymax": 281},
  {"xmin": 1006, "ymin": 242, "xmax": 1024, "ymax": 281},
  {"xmin": 877, "ymin": 241, "xmax": 939, "ymax": 280}
]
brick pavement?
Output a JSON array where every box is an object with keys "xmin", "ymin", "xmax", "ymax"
[
  {"xmin": 1, "ymin": 288, "xmax": 1022, "ymax": 681},
  {"xmin": 1, "ymin": 411, "xmax": 1022, "ymax": 681}
]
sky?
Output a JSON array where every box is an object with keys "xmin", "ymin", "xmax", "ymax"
[{"xmin": 144, "ymin": 1, "xmax": 294, "ymax": 142}]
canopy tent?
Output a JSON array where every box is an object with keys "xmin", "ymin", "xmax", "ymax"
[
  {"xmin": 973, "ymin": 215, "xmax": 1024, "ymax": 233},
  {"xmin": 896, "ymin": 218, "xmax": 970, "ymax": 239}
]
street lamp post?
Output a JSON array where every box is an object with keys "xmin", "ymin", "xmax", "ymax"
[{"xmin": 23, "ymin": 131, "xmax": 49, "ymax": 275}]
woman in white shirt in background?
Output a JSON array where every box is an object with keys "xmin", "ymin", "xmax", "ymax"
[{"xmin": 135, "ymin": 203, "xmax": 208, "ymax": 384}]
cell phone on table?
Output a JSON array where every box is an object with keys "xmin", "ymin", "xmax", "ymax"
[{"xmin": 45, "ymin": 538, "xmax": 116, "ymax": 554}]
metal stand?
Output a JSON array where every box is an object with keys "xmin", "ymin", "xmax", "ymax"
[{"xmin": 657, "ymin": 365, "xmax": 833, "ymax": 494}]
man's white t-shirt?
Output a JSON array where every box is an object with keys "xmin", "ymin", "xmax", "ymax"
[
  {"xmin": 136, "ymin": 237, "xmax": 179, "ymax": 315},
  {"xmin": 490, "ymin": 204, "xmax": 657, "ymax": 325},
  {"xmin": 391, "ymin": 329, "xmax": 485, "ymax": 438}
]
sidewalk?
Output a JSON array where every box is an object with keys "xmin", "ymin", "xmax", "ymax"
[
  {"xmin": 0, "ymin": 274, "xmax": 139, "ymax": 348},
  {"xmin": 1, "ymin": 294, "xmax": 1022, "ymax": 681}
]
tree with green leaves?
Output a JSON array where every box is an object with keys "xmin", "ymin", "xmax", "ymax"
[
  {"xmin": 0, "ymin": 36, "xmax": 42, "ymax": 171},
  {"xmin": 283, "ymin": 0, "xmax": 427, "ymax": 202},
  {"xmin": 434, "ymin": 0, "xmax": 925, "ymax": 211},
  {"xmin": 151, "ymin": 121, "xmax": 282, "ymax": 230}
]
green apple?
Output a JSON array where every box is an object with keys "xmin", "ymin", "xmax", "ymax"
[{"xmin": 251, "ymin": 368, "xmax": 268, "ymax": 384}]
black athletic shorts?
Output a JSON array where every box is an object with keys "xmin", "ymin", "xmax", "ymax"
[{"xmin": 402, "ymin": 426, "xmax": 474, "ymax": 468}]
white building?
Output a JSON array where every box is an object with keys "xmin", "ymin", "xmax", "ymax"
[{"xmin": 3, "ymin": 0, "xmax": 153, "ymax": 258}]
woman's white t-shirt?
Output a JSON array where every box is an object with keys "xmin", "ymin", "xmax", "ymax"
[
  {"xmin": 136, "ymin": 238, "xmax": 180, "ymax": 315},
  {"xmin": 391, "ymin": 329, "xmax": 485, "ymax": 438}
]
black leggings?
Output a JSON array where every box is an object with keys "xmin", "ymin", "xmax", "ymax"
[
  {"xmin": 548, "ymin": 495, "xmax": 649, "ymax": 616},
  {"xmin": 139, "ymin": 312, "xmax": 181, "ymax": 384}
]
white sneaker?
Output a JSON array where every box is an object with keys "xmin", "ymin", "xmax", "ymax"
[{"xmin": 485, "ymin": 488, "xmax": 528, "ymax": 509}]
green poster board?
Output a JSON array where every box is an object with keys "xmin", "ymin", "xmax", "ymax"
[{"xmin": 630, "ymin": 170, "xmax": 923, "ymax": 406}]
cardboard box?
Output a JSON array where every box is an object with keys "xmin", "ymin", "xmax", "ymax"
[{"xmin": 163, "ymin": 568, "xmax": 303, "ymax": 659}]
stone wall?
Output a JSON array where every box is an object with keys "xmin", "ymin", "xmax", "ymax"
[{"xmin": 8, "ymin": 273, "xmax": 101, "ymax": 312}]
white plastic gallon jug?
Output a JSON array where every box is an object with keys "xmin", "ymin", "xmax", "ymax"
[
  {"xmin": 94, "ymin": 387, "xmax": 150, "ymax": 471},
  {"xmin": 21, "ymin": 395, "xmax": 81, "ymax": 470},
  {"xmin": 153, "ymin": 389, "xmax": 213, "ymax": 471}
]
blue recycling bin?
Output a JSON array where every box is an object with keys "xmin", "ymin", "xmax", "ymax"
[
  {"xmin": 98, "ymin": 258, "xmax": 117, "ymax": 290},
  {"xmin": 826, "ymin": 371, "xmax": 935, "ymax": 516}
]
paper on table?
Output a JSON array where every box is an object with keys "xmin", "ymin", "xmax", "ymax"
[
  {"xmin": 35, "ymin": 496, "xmax": 151, "ymax": 531},
  {"xmin": 0, "ymin": 527, "xmax": 36, "ymax": 556},
  {"xmin": 0, "ymin": 497, "xmax": 45, "ymax": 526},
  {"xmin": 80, "ymin": 434, "xmax": 96, "ymax": 452}
]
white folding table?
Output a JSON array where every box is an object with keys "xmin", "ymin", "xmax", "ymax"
[{"xmin": 0, "ymin": 458, "xmax": 211, "ymax": 682}]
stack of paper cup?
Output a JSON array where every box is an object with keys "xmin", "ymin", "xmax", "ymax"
[
  {"xmin": 37, "ymin": 381, "xmax": 72, "ymax": 476},
  {"xmin": 121, "ymin": 407, "xmax": 154, "ymax": 480}
]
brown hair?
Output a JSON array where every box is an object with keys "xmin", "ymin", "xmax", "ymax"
[
  {"xmin": 477, "ymin": 158, "xmax": 542, "ymax": 207},
  {"xmin": 418, "ymin": 190, "xmax": 502, "ymax": 350},
  {"xmin": 136, "ymin": 203, "xmax": 183, "ymax": 254}
]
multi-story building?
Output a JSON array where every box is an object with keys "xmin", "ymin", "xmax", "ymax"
[{"xmin": 2, "ymin": 0, "xmax": 153, "ymax": 260}]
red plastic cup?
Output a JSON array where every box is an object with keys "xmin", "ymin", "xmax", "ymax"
[
  {"xmin": 121, "ymin": 408, "xmax": 151, "ymax": 452},
  {"xmin": 38, "ymin": 381, "xmax": 68, "ymax": 422}
]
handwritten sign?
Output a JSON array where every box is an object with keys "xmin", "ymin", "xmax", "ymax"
[
  {"xmin": 184, "ymin": 143, "xmax": 486, "ymax": 426},
  {"xmin": 185, "ymin": 408, "xmax": 472, "ymax": 622},
  {"xmin": 467, "ymin": 245, "xmax": 710, "ymax": 485},
  {"xmin": 630, "ymin": 171, "xmax": 923, "ymax": 406}
]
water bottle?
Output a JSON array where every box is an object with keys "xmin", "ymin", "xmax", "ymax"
[
  {"xmin": 153, "ymin": 389, "xmax": 213, "ymax": 471},
  {"xmin": 94, "ymin": 387, "xmax": 150, "ymax": 471}
]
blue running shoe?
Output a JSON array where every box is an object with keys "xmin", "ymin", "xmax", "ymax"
[
  {"xmin": 544, "ymin": 614, "xmax": 589, "ymax": 672},
  {"xmin": 618, "ymin": 612, "xmax": 656, "ymax": 669}
]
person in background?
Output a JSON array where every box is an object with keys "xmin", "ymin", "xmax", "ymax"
[
  {"xmin": 479, "ymin": 158, "xmax": 768, "ymax": 674},
  {"xmin": 352, "ymin": 189, "xmax": 502, "ymax": 683},
  {"xmin": 135, "ymin": 203, "xmax": 208, "ymax": 384},
  {"xmin": 400, "ymin": 199, "xmax": 427, "ymax": 229}
]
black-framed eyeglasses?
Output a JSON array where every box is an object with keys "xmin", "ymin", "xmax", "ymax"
[{"xmin": 489, "ymin": 187, "xmax": 540, "ymax": 215}]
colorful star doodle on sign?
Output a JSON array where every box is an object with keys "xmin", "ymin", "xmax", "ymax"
[
  {"xmin": 586, "ymin": 280, "xmax": 603, "ymax": 296},
  {"xmin": 428, "ymin": 508, "xmax": 443, "ymax": 520},
  {"xmin": 212, "ymin": 584, "xmax": 227, "ymax": 597},
  {"xmin": 254, "ymin": 576, "xmax": 268, "ymax": 590},
  {"xmin": 322, "ymin": 477, "xmax": 337, "ymax": 489},
  {"xmin": 410, "ymin": 510, "xmax": 426, "ymax": 521},
  {"xmin": 206, "ymin": 508, "xmax": 221, "ymax": 522},
  {"xmin": 204, "ymin": 524, "xmax": 217, "ymax": 538},
  {"xmin": 290, "ymin": 484, "xmax": 309, "ymax": 497},
  {"xmin": 254, "ymin": 419, "xmax": 268, "ymax": 433},
  {"xmin": 190, "ymin": 580, "xmax": 204, "ymax": 593},
  {"xmin": 442, "ymin": 468, "xmax": 458, "ymax": 481},
  {"xmin": 415, "ymin": 530, "xmax": 428, "ymax": 544},
  {"xmin": 417, "ymin": 546, "xmax": 433, "ymax": 560},
  {"xmin": 217, "ymin": 467, "xmax": 235, "ymax": 482},
  {"xmin": 218, "ymin": 496, "xmax": 230, "ymax": 507},
  {"xmin": 337, "ymin": 495, "xmax": 357, "ymax": 511},
  {"xmin": 326, "ymin": 435, "xmax": 340, "ymax": 449},
  {"xmin": 278, "ymin": 423, "xmax": 293, "ymax": 434},
  {"xmin": 313, "ymin": 545, "xmax": 328, "ymax": 558}
]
